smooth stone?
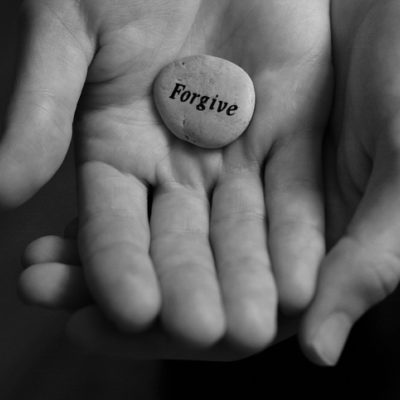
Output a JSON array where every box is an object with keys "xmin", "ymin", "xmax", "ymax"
[{"xmin": 153, "ymin": 55, "xmax": 255, "ymax": 149}]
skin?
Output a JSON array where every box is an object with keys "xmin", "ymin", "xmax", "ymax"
[
  {"xmin": 11, "ymin": 0, "xmax": 332, "ymax": 359},
  {"xmin": 19, "ymin": 0, "xmax": 400, "ymax": 366},
  {"xmin": 301, "ymin": 0, "xmax": 400, "ymax": 366}
]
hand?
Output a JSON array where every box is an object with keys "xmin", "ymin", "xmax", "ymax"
[
  {"xmin": 15, "ymin": 0, "xmax": 331, "ymax": 359},
  {"xmin": 21, "ymin": 230, "xmax": 299, "ymax": 360},
  {"xmin": 301, "ymin": 0, "xmax": 400, "ymax": 366}
]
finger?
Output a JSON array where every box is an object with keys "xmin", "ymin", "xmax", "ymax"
[
  {"xmin": 210, "ymin": 170, "xmax": 277, "ymax": 352},
  {"xmin": 19, "ymin": 263, "xmax": 90, "ymax": 309},
  {"xmin": 0, "ymin": 1, "xmax": 93, "ymax": 207},
  {"xmin": 21, "ymin": 234, "xmax": 84, "ymax": 309},
  {"xmin": 19, "ymin": 262, "xmax": 298, "ymax": 349},
  {"xmin": 23, "ymin": 235, "xmax": 80, "ymax": 268},
  {"xmin": 301, "ymin": 147, "xmax": 400, "ymax": 366},
  {"xmin": 78, "ymin": 162, "xmax": 161, "ymax": 332},
  {"xmin": 68, "ymin": 306, "xmax": 295, "ymax": 361},
  {"xmin": 150, "ymin": 185, "xmax": 225, "ymax": 347},
  {"xmin": 265, "ymin": 133, "xmax": 325, "ymax": 313}
]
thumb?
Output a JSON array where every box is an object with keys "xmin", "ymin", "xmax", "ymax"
[
  {"xmin": 0, "ymin": 1, "xmax": 92, "ymax": 208},
  {"xmin": 301, "ymin": 144, "xmax": 400, "ymax": 366}
]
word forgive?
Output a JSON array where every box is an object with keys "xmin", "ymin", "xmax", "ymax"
[{"xmin": 169, "ymin": 83, "xmax": 238, "ymax": 116}]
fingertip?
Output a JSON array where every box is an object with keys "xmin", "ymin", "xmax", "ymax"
[
  {"xmin": 297, "ymin": 238, "xmax": 377, "ymax": 367},
  {"xmin": 111, "ymin": 306, "xmax": 159, "ymax": 334},
  {"xmin": 223, "ymin": 279, "xmax": 278, "ymax": 354},
  {"xmin": 300, "ymin": 311, "xmax": 352, "ymax": 367},
  {"xmin": 18, "ymin": 264, "xmax": 59, "ymax": 307},
  {"xmin": 0, "ymin": 151, "xmax": 65, "ymax": 211},
  {"xmin": 18, "ymin": 263, "xmax": 89, "ymax": 309},
  {"xmin": 162, "ymin": 302, "xmax": 226, "ymax": 349},
  {"xmin": 270, "ymin": 226, "xmax": 324, "ymax": 315},
  {"xmin": 0, "ymin": 153, "xmax": 37, "ymax": 209},
  {"xmin": 0, "ymin": 178, "xmax": 35, "ymax": 210},
  {"xmin": 23, "ymin": 236, "xmax": 62, "ymax": 267},
  {"xmin": 278, "ymin": 273, "xmax": 316, "ymax": 315},
  {"xmin": 22, "ymin": 235, "xmax": 80, "ymax": 268},
  {"xmin": 226, "ymin": 303, "xmax": 277, "ymax": 355},
  {"xmin": 96, "ymin": 275, "xmax": 162, "ymax": 334}
]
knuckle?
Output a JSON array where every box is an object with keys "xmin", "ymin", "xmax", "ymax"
[
  {"xmin": 338, "ymin": 237, "xmax": 400, "ymax": 303},
  {"xmin": 360, "ymin": 252, "xmax": 400, "ymax": 301}
]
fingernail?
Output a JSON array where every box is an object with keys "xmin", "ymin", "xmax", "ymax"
[{"xmin": 309, "ymin": 312, "xmax": 352, "ymax": 366}]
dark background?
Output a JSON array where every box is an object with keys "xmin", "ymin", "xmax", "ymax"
[{"xmin": 0, "ymin": 1, "xmax": 399, "ymax": 398}]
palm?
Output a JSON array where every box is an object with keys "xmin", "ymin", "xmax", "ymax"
[
  {"xmin": 79, "ymin": 0, "xmax": 329, "ymax": 171},
  {"xmin": 14, "ymin": 0, "xmax": 331, "ymax": 359}
]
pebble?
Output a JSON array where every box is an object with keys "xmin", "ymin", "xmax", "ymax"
[{"xmin": 153, "ymin": 55, "xmax": 255, "ymax": 149}]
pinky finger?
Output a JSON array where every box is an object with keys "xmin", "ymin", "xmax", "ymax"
[
  {"xmin": 23, "ymin": 235, "xmax": 80, "ymax": 268},
  {"xmin": 19, "ymin": 263, "xmax": 90, "ymax": 310}
]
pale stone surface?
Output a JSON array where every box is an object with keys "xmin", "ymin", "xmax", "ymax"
[{"xmin": 153, "ymin": 55, "xmax": 256, "ymax": 149}]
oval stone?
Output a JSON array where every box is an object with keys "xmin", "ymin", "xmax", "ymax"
[{"xmin": 153, "ymin": 55, "xmax": 255, "ymax": 149}]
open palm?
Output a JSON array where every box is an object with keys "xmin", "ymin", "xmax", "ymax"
[{"xmin": 15, "ymin": 0, "xmax": 331, "ymax": 359}]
